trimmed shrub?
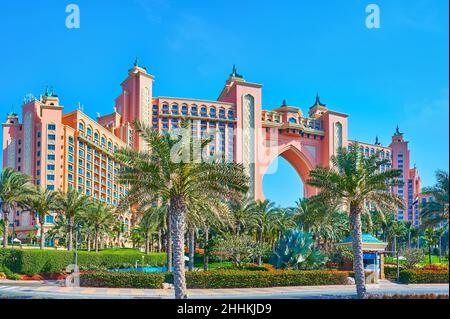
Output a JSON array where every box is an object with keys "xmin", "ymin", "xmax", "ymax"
[
  {"xmin": 79, "ymin": 270, "xmax": 349, "ymax": 289},
  {"xmin": 80, "ymin": 272, "xmax": 166, "ymax": 289},
  {"xmin": 183, "ymin": 270, "xmax": 349, "ymax": 289},
  {"xmin": 0, "ymin": 248, "xmax": 166, "ymax": 275},
  {"xmin": 399, "ymin": 270, "xmax": 449, "ymax": 284}
]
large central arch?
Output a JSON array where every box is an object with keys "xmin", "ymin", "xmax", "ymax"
[{"xmin": 255, "ymin": 141, "xmax": 319, "ymax": 201}]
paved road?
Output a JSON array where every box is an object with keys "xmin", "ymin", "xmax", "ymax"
[{"xmin": 0, "ymin": 281, "xmax": 448, "ymax": 299}]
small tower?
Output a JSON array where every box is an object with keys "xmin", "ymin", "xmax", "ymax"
[{"xmin": 309, "ymin": 93, "xmax": 328, "ymax": 118}]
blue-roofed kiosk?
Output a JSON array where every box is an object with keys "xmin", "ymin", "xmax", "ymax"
[{"xmin": 336, "ymin": 234, "xmax": 388, "ymax": 280}]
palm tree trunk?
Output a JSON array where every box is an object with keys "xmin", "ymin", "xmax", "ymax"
[
  {"xmin": 2, "ymin": 210, "xmax": 8, "ymax": 248},
  {"xmin": 145, "ymin": 233, "xmax": 149, "ymax": 255},
  {"xmin": 87, "ymin": 235, "xmax": 91, "ymax": 252},
  {"xmin": 157, "ymin": 229, "xmax": 162, "ymax": 252},
  {"xmin": 167, "ymin": 213, "xmax": 173, "ymax": 272},
  {"xmin": 188, "ymin": 229, "xmax": 195, "ymax": 271},
  {"xmin": 257, "ymin": 227, "xmax": 263, "ymax": 265},
  {"xmin": 203, "ymin": 227, "xmax": 209, "ymax": 271},
  {"xmin": 439, "ymin": 236, "xmax": 442, "ymax": 263},
  {"xmin": 350, "ymin": 204, "xmax": 367, "ymax": 299},
  {"xmin": 408, "ymin": 232, "xmax": 411, "ymax": 249},
  {"xmin": 429, "ymin": 246, "xmax": 432, "ymax": 264},
  {"xmin": 94, "ymin": 227, "xmax": 99, "ymax": 252},
  {"xmin": 170, "ymin": 196, "xmax": 187, "ymax": 299},
  {"xmin": 40, "ymin": 221, "xmax": 45, "ymax": 250},
  {"xmin": 67, "ymin": 215, "xmax": 73, "ymax": 251}
]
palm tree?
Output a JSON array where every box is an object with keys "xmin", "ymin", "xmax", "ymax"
[
  {"xmin": 423, "ymin": 227, "xmax": 439, "ymax": 264},
  {"xmin": 27, "ymin": 231, "xmax": 38, "ymax": 245},
  {"xmin": 26, "ymin": 187, "xmax": 60, "ymax": 249},
  {"xmin": 0, "ymin": 167, "xmax": 34, "ymax": 248},
  {"xmin": 82, "ymin": 200, "xmax": 114, "ymax": 252},
  {"xmin": 57, "ymin": 189, "xmax": 90, "ymax": 251},
  {"xmin": 115, "ymin": 120, "xmax": 248, "ymax": 299},
  {"xmin": 229, "ymin": 197, "xmax": 258, "ymax": 236},
  {"xmin": 307, "ymin": 143, "xmax": 403, "ymax": 299},
  {"xmin": 435, "ymin": 226, "xmax": 448, "ymax": 262},
  {"xmin": 388, "ymin": 220, "xmax": 406, "ymax": 253},
  {"xmin": 421, "ymin": 170, "xmax": 449, "ymax": 227},
  {"xmin": 403, "ymin": 221, "xmax": 414, "ymax": 249},
  {"xmin": 138, "ymin": 206, "xmax": 164, "ymax": 254},
  {"xmin": 254, "ymin": 200, "xmax": 279, "ymax": 264}
]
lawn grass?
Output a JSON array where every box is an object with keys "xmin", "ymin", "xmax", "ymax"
[
  {"xmin": 385, "ymin": 255, "xmax": 449, "ymax": 265},
  {"xmin": 194, "ymin": 261, "xmax": 234, "ymax": 270}
]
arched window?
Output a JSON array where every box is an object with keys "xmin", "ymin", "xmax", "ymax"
[
  {"xmin": 289, "ymin": 117, "xmax": 297, "ymax": 124},
  {"xmin": 334, "ymin": 122, "xmax": 343, "ymax": 151}
]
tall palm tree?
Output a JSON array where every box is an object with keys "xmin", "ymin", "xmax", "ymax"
[
  {"xmin": 423, "ymin": 227, "xmax": 439, "ymax": 264},
  {"xmin": 115, "ymin": 121, "xmax": 248, "ymax": 299},
  {"xmin": 254, "ymin": 200, "xmax": 279, "ymax": 264},
  {"xmin": 0, "ymin": 167, "xmax": 34, "ymax": 248},
  {"xmin": 82, "ymin": 200, "xmax": 115, "ymax": 252},
  {"xmin": 403, "ymin": 221, "xmax": 414, "ymax": 249},
  {"xmin": 307, "ymin": 143, "xmax": 403, "ymax": 299},
  {"xmin": 421, "ymin": 170, "xmax": 449, "ymax": 227},
  {"xmin": 138, "ymin": 206, "xmax": 164, "ymax": 254},
  {"xmin": 57, "ymin": 189, "xmax": 90, "ymax": 251},
  {"xmin": 26, "ymin": 187, "xmax": 60, "ymax": 249},
  {"xmin": 229, "ymin": 197, "xmax": 258, "ymax": 236}
]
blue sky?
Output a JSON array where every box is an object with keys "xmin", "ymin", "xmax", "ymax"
[{"xmin": 0, "ymin": 0, "xmax": 448, "ymax": 207}]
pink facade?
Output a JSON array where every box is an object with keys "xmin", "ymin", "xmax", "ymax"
[{"xmin": 2, "ymin": 61, "xmax": 425, "ymax": 241}]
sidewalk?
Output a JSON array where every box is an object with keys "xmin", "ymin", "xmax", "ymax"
[{"xmin": 1, "ymin": 280, "xmax": 448, "ymax": 299}]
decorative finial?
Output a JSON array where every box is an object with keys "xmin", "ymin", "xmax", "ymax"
[
  {"xmin": 44, "ymin": 86, "xmax": 49, "ymax": 97},
  {"xmin": 230, "ymin": 64, "xmax": 243, "ymax": 78},
  {"xmin": 394, "ymin": 125, "xmax": 403, "ymax": 136},
  {"xmin": 282, "ymin": 99, "xmax": 287, "ymax": 106},
  {"xmin": 311, "ymin": 92, "xmax": 326, "ymax": 108},
  {"xmin": 134, "ymin": 57, "xmax": 139, "ymax": 67},
  {"xmin": 375, "ymin": 136, "xmax": 381, "ymax": 146}
]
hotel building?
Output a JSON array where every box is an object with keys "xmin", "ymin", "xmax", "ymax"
[{"xmin": 2, "ymin": 60, "xmax": 425, "ymax": 242}]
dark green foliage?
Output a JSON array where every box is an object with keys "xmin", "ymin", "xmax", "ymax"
[
  {"xmin": 270, "ymin": 231, "xmax": 326, "ymax": 270},
  {"xmin": 80, "ymin": 272, "xmax": 166, "ymax": 289},
  {"xmin": 0, "ymin": 249, "xmax": 166, "ymax": 275},
  {"xmin": 184, "ymin": 270, "xmax": 349, "ymax": 289},
  {"xmin": 399, "ymin": 270, "xmax": 449, "ymax": 284}
]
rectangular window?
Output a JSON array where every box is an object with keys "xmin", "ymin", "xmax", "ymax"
[
  {"xmin": 47, "ymin": 154, "xmax": 55, "ymax": 161},
  {"xmin": 47, "ymin": 175, "xmax": 55, "ymax": 181},
  {"xmin": 48, "ymin": 124, "xmax": 56, "ymax": 130},
  {"xmin": 48, "ymin": 145, "xmax": 56, "ymax": 151},
  {"xmin": 47, "ymin": 165, "xmax": 55, "ymax": 171},
  {"xmin": 48, "ymin": 134, "xmax": 56, "ymax": 141}
]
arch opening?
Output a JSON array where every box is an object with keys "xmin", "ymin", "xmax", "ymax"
[{"xmin": 262, "ymin": 156, "xmax": 304, "ymax": 207}]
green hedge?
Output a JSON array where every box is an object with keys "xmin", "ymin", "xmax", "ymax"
[
  {"xmin": 0, "ymin": 249, "xmax": 166, "ymax": 276},
  {"xmin": 80, "ymin": 272, "xmax": 166, "ymax": 289},
  {"xmin": 79, "ymin": 270, "xmax": 349, "ymax": 289},
  {"xmin": 183, "ymin": 271, "xmax": 349, "ymax": 289},
  {"xmin": 399, "ymin": 270, "xmax": 449, "ymax": 284}
]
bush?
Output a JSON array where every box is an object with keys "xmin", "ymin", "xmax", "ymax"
[
  {"xmin": 80, "ymin": 272, "xmax": 166, "ymax": 289},
  {"xmin": 182, "ymin": 270, "xmax": 349, "ymax": 289},
  {"xmin": 399, "ymin": 270, "xmax": 449, "ymax": 284},
  {"xmin": 0, "ymin": 248, "xmax": 166, "ymax": 275},
  {"xmin": 400, "ymin": 248, "xmax": 425, "ymax": 269},
  {"xmin": 80, "ymin": 270, "xmax": 350, "ymax": 289},
  {"xmin": 420, "ymin": 264, "xmax": 449, "ymax": 271}
]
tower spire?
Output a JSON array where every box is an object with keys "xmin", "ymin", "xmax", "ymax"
[
  {"xmin": 375, "ymin": 136, "xmax": 381, "ymax": 146},
  {"xmin": 230, "ymin": 64, "xmax": 243, "ymax": 78}
]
